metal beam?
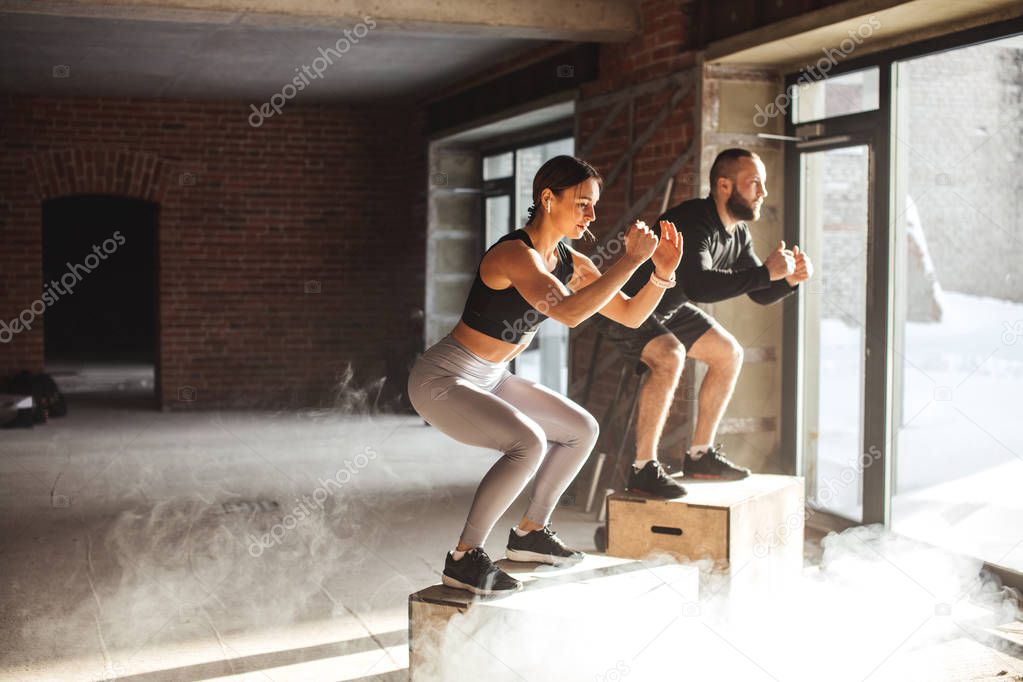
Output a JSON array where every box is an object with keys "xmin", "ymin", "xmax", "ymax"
[
  {"xmin": 576, "ymin": 70, "xmax": 694, "ymax": 113},
  {"xmin": 624, "ymin": 97, "xmax": 634, "ymax": 206},
  {"xmin": 607, "ymin": 144, "xmax": 697, "ymax": 244},
  {"xmin": 603, "ymin": 80, "xmax": 693, "ymax": 189},
  {"xmin": 578, "ymin": 98, "xmax": 629, "ymax": 159}
]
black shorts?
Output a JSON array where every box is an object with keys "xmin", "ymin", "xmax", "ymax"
[{"xmin": 600, "ymin": 303, "xmax": 716, "ymax": 368}]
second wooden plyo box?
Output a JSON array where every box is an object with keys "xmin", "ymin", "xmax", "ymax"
[
  {"xmin": 606, "ymin": 474, "xmax": 805, "ymax": 584},
  {"xmin": 408, "ymin": 554, "xmax": 700, "ymax": 681}
]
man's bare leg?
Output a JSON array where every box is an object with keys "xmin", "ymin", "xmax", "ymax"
[
  {"xmin": 634, "ymin": 333, "xmax": 686, "ymax": 463},
  {"xmin": 626, "ymin": 333, "xmax": 689, "ymax": 497},
  {"xmin": 686, "ymin": 326, "xmax": 744, "ymax": 450},
  {"xmin": 681, "ymin": 325, "xmax": 750, "ymax": 479}
]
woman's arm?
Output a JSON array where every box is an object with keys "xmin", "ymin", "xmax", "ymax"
[
  {"xmin": 485, "ymin": 222, "xmax": 658, "ymax": 328},
  {"xmin": 567, "ymin": 221, "xmax": 683, "ymax": 328}
]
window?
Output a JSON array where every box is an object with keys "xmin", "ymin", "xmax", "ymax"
[
  {"xmin": 889, "ymin": 34, "xmax": 1023, "ymax": 572},
  {"xmin": 483, "ymin": 152, "xmax": 513, "ymax": 181},
  {"xmin": 792, "ymin": 67, "xmax": 880, "ymax": 123}
]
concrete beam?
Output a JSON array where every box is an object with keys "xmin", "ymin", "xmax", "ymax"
[
  {"xmin": 705, "ymin": 0, "xmax": 1023, "ymax": 70},
  {"xmin": 0, "ymin": 0, "xmax": 641, "ymax": 41}
]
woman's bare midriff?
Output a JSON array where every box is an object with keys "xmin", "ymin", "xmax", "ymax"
[{"xmin": 450, "ymin": 321, "xmax": 529, "ymax": 364}]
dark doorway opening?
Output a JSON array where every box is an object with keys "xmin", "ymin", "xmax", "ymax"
[{"xmin": 42, "ymin": 195, "xmax": 159, "ymax": 409}]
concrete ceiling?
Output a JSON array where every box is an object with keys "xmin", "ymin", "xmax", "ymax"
[{"xmin": 0, "ymin": 12, "xmax": 553, "ymax": 102}]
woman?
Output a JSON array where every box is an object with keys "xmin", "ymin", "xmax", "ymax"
[{"xmin": 408, "ymin": 155, "xmax": 682, "ymax": 596}]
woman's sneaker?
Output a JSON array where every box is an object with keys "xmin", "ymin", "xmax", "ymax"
[
  {"xmin": 442, "ymin": 548, "xmax": 522, "ymax": 596},
  {"xmin": 506, "ymin": 526, "xmax": 585, "ymax": 565}
]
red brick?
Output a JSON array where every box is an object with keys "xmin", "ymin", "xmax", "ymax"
[{"xmin": 0, "ymin": 95, "xmax": 426, "ymax": 409}]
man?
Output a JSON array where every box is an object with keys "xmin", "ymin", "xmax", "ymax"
[{"xmin": 602, "ymin": 148, "xmax": 814, "ymax": 498}]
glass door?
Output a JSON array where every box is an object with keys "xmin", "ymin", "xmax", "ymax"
[
  {"xmin": 784, "ymin": 20, "xmax": 1023, "ymax": 587},
  {"xmin": 481, "ymin": 137, "xmax": 574, "ymax": 394},
  {"xmin": 513, "ymin": 138, "xmax": 573, "ymax": 393},
  {"xmin": 484, "ymin": 194, "xmax": 512, "ymax": 252},
  {"xmin": 785, "ymin": 63, "xmax": 890, "ymax": 528},
  {"xmin": 483, "ymin": 151, "xmax": 514, "ymax": 248},
  {"xmin": 798, "ymin": 143, "xmax": 873, "ymax": 523}
]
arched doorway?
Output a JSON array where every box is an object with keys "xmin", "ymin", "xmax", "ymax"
[{"xmin": 41, "ymin": 195, "xmax": 159, "ymax": 408}]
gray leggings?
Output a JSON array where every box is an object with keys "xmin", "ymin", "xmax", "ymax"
[{"xmin": 408, "ymin": 334, "xmax": 599, "ymax": 548}]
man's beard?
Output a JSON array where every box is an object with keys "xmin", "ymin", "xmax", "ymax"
[{"xmin": 726, "ymin": 186, "xmax": 758, "ymax": 222}]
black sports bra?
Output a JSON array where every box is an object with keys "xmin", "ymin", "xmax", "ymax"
[{"xmin": 460, "ymin": 229, "xmax": 575, "ymax": 344}]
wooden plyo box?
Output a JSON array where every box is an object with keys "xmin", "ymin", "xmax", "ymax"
[
  {"xmin": 408, "ymin": 554, "xmax": 699, "ymax": 682},
  {"xmin": 606, "ymin": 474, "xmax": 804, "ymax": 583}
]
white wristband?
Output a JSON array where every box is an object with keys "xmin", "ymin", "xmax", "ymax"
[{"xmin": 650, "ymin": 271, "xmax": 676, "ymax": 289}]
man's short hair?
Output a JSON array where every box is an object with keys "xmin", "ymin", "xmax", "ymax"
[{"xmin": 709, "ymin": 148, "xmax": 758, "ymax": 193}]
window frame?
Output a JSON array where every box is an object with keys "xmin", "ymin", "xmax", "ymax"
[{"xmin": 780, "ymin": 14, "xmax": 1023, "ymax": 588}]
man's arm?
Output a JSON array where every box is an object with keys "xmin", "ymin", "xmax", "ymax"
[
  {"xmin": 735, "ymin": 231, "xmax": 798, "ymax": 306},
  {"xmin": 680, "ymin": 227, "xmax": 775, "ymax": 303}
]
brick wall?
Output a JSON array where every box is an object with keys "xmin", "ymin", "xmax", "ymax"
[{"xmin": 0, "ymin": 95, "xmax": 425, "ymax": 409}]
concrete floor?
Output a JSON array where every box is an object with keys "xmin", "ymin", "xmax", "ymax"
[
  {"xmin": 0, "ymin": 377, "xmax": 599, "ymax": 681},
  {"xmin": 3, "ymin": 368, "xmax": 1022, "ymax": 681}
]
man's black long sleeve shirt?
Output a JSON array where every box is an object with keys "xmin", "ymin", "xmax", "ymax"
[{"xmin": 621, "ymin": 196, "xmax": 797, "ymax": 317}]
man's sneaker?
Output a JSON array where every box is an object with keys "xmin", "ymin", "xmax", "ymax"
[
  {"xmin": 683, "ymin": 445, "xmax": 751, "ymax": 480},
  {"xmin": 506, "ymin": 526, "xmax": 585, "ymax": 565},
  {"xmin": 626, "ymin": 460, "xmax": 688, "ymax": 499},
  {"xmin": 442, "ymin": 548, "xmax": 522, "ymax": 596}
]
